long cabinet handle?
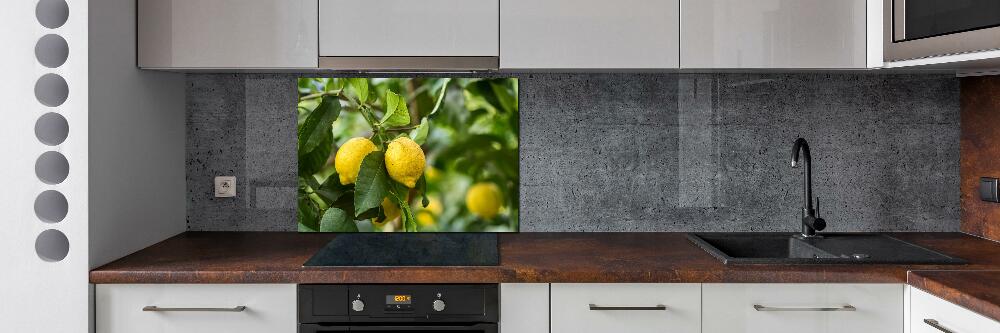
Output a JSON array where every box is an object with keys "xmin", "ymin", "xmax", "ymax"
[
  {"xmin": 142, "ymin": 306, "xmax": 247, "ymax": 312},
  {"xmin": 923, "ymin": 319, "xmax": 955, "ymax": 333},
  {"xmin": 589, "ymin": 304, "xmax": 667, "ymax": 311},
  {"xmin": 753, "ymin": 304, "xmax": 856, "ymax": 312}
]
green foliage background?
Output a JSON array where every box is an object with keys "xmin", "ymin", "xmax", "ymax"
[{"xmin": 297, "ymin": 78, "xmax": 519, "ymax": 232}]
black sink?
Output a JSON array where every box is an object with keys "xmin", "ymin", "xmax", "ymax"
[{"xmin": 687, "ymin": 233, "xmax": 966, "ymax": 265}]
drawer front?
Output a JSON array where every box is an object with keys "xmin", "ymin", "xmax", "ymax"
[
  {"xmin": 551, "ymin": 283, "xmax": 701, "ymax": 333},
  {"xmin": 96, "ymin": 284, "xmax": 296, "ymax": 333},
  {"xmin": 319, "ymin": 0, "xmax": 499, "ymax": 57},
  {"xmin": 910, "ymin": 287, "xmax": 1000, "ymax": 333},
  {"xmin": 703, "ymin": 283, "xmax": 903, "ymax": 333}
]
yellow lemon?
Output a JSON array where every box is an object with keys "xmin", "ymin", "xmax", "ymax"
[
  {"xmin": 424, "ymin": 196, "xmax": 443, "ymax": 215},
  {"xmin": 334, "ymin": 137, "xmax": 377, "ymax": 185},
  {"xmin": 465, "ymin": 182, "xmax": 503, "ymax": 219},
  {"xmin": 385, "ymin": 137, "xmax": 425, "ymax": 188},
  {"xmin": 372, "ymin": 197, "xmax": 400, "ymax": 227},
  {"xmin": 425, "ymin": 166, "xmax": 442, "ymax": 182},
  {"xmin": 416, "ymin": 211, "xmax": 435, "ymax": 227}
]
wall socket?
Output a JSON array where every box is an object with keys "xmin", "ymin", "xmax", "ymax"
[
  {"xmin": 214, "ymin": 176, "xmax": 236, "ymax": 198},
  {"xmin": 980, "ymin": 177, "xmax": 999, "ymax": 203}
]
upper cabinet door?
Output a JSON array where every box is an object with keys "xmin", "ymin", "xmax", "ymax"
[
  {"xmin": 680, "ymin": 0, "xmax": 868, "ymax": 68},
  {"xmin": 138, "ymin": 0, "xmax": 318, "ymax": 69},
  {"xmin": 501, "ymin": 0, "xmax": 680, "ymax": 69},
  {"xmin": 319, "ymin": 0, "xmax": 499, "ymax": 57}
]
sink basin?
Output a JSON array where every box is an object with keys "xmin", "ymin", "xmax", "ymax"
[{"xmin": 687, "ymin": 233, "xmax": 966, "ymax": 265}]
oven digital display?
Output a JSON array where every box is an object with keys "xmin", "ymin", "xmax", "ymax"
[{"xmin": 386, "ymin": 295, "xmax": 412, "ymax": 305}]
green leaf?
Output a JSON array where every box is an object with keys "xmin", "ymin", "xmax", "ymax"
[
  {"xmin": 353, "ymin": 151, "xmax": 390, "ymax": 217},
  {"xmin": 380, "ymin": 91, "xmax": 411, "ymax": 127},
  {"xmin": 417, "ymin": 175, "xmax": 429, "ymax": 207},
  {"xmin": 348, "ymin": 78, "xmax": 369, "ymax": 104},
  {"xmin": 314, "ymin": 173, "xmax": 351, "ymax": 205},
  {"xmin": 428, "ymin": 78, "xmax": 451, "ymax": 118},
  {"xmin": 297, "ymin": 95, "xmax": 341, "ymax": 156},
  {"xmin": 409, "ymin": 117, "xmax": 429, "ymax": 145},
  {"xmin": 490, "ymin": 80, "xmax": 517, "ymax": 113},
  {"xmin": 356, "ymin": 206, "xmax": 380, "ymax": 220},
  {"xmin": 319, "ymin": 207, "xmax": 358, "ymax": 232},
  {"xmin": 387, "ymin": 182, "xmax": 417, "ymax": 232},
  {"xmin": 298, "ymin": 134, "xmax": 332, "ymax": 177},
  {"xmin": 298, "ymin": 196, "xmax": 320, "ymax": 232}
]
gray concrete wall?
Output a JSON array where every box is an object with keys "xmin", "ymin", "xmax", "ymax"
[{"xmin": 186, "ymin": 73, "xmax": 960, "ymax": 232}]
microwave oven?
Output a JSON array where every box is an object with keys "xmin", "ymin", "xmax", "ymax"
[{"xmin": 884, "ymin": 0, "xmax": 1000, "ymax": 62}]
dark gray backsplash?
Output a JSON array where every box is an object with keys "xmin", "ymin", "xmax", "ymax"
[{"xmin": 186, "ymin": 73, "xmax": 960, "ymax": 232}]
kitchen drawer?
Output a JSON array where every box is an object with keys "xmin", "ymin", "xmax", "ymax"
[
  {"xmin": 96, "ymin": 284, "xmax": 296, "ymax": 333},
  {"xmin": 551, "ymin": 283, "xmax": 701, "ymax": 333},
  {"xmin": 910, "ymin": 287, "xmax": 1000, "ymax": 333},
  {"xmin": 702, "ymin": 283, "xmax": 903, "ymax": 333}
]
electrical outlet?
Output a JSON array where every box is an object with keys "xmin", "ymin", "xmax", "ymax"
[{"xmin": 215, "ymin": 176, "xmax": 236, "ymax": 198}]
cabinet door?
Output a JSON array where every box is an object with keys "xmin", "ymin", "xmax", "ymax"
[
  {"xmin": 500, "ymin": 284, "xmax": 548, "ymax": 333},
  {"xmin": 96, "ymin": 284, "xmax": 297, "ymax": 333},
  {"xmin": 137, "ymin": 0, "xmax": 318, "ymax": 68},
  {"xmin": 501, "ymin": 0, "xmax": 680, "ymax": 69},
  {"xmin": 551, "ymin": 283, "xmax": 701, "ymax": 333},
  {"xmin": 910, "ymin": 287, "xmax": 1000, "ymax": 333},
  {"xmin": 702, "ymin": 283, "xmax": 903, "ymax": 333},
  {"xmin": 680, "ymin": 0, "xmax": 867, "ymax": 68},
  {"xmin": 319, "ymin": 0, "xmax": 499, "ymax": 57}
]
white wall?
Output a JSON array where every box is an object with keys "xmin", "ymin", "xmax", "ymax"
[
  {"xmin": 0, "ymin": 0, "xmax": 90, "ymax": 331},
  {"xmin": 0, "ymin": 0, "xmax": 185, "ymax": 331},
  {"xmin": 88, "ymin": 0, "xmax": 186, "ymax": 270}
]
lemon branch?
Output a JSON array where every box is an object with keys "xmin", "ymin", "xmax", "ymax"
[
  {"xmin": 384, "ymin": 125, "xmax": 419, "ymax": 132},
  {"xmin": 299, "ymin": 90, "xmax": 343, "ymax": 101}
]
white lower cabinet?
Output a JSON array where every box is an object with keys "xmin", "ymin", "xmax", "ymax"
[
  {"xmin": 96, "ymin": 284, "xmax": 297, "ymax": 333},
  {"xmin": 500, "ymin": 283, "xmax": 549, "ymax": 333},
  {"xmin": 551, "ymin": 283, "xmax": 701, "ymax": 333},
  {"xmin": 702, "ymin": 283, "xmax": 904, "ymax": 333},
  {"xmin": 909, "ymin": 286, "xmax": 1000, "ymax": 333}
]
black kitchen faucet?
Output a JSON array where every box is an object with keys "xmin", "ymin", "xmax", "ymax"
[{"xmin": 791, "ymin": 138, "xmax": 826, "ymax": 238}]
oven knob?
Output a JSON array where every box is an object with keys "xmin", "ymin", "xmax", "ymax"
[
  {"xmin": 432, "ymin": 299, "xmax": 446, "ymax": 312},
  {"xmin": 351, "ymin": 299, "xmax": 365, "ymax": 312}
]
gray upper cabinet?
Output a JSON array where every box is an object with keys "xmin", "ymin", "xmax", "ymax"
[
  {"xmin": 680, "ymin": 0, "xmax": 870, "ymax": 69},
  {"xmin": 137, "ymin": 0, "xmax": 318, "ymax": 69},
  {"xmin": 501, "ymin": 0, "xmax": 680, "ymax": 69},
  {"xmin": 318, "ymin": 0, "xmax": 500, "ymax": 70}
]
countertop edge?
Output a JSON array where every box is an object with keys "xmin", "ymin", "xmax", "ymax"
[{"xmin": 907, "ymin": 270, "xmax": 1000, "ymax": 323}]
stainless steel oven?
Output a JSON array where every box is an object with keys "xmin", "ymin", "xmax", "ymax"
[
  {"xmin": 298, "ymin": 284, "xmax": 498, "ymax": 333},
  {"xmin": 885, "ymin": 0, "xmax": 1000, "ymax": 61}
]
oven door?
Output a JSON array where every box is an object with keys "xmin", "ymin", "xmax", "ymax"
[
  {"xmin": 885, "ymin": 0, "xmax": 1000, "ymax": 61},
  {"xmin": 300, "ymin": 323, "xmax": 498, "ymax": 333}
]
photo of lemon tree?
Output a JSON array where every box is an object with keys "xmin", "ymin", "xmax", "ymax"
[{"xmin": 297, "ymin": 78, "xmax": 519, "ymax": 232}]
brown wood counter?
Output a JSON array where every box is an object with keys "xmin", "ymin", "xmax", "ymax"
[
  {"xmin": 908, "ymin": 270, "xmax": 1000, "ymax": 323},
  {"xmin": 90, "ymin": 232, "xmax": 1000, "ymax": 284}
]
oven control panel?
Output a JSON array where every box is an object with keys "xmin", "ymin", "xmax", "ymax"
[
  {"xmin": 385, "ymin": 294, "xmax": 414, "ymax": 311},
  {"xmin": 299, "ymin": 284, "xmax": 498, "ymax": 323}
]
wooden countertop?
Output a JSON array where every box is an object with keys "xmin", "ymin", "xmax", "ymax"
[
  {"xmin": 91, "ymin": 232, "xmax": 1000, "ymax": 284},
  {"xmin": 908, "ymin": 270, "xmax": 1000, "ymax": 323},
  {"xmin": 89, "ymin": 232, "xmax": 1000, "ymax": 321}
]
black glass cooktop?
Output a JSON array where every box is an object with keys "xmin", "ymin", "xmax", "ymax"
[{"xmin": 304, "ymin": 233, "xmax": 500, "ymax": 267}]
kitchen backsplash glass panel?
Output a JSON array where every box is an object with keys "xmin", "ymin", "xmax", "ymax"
[
  {"xmin": 295, "ymin": 78, "xmax": 518, "ymax": 233},
  {"xmin": 186, "ymin": 73, "xmax": 959, "ymax": 232}
]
